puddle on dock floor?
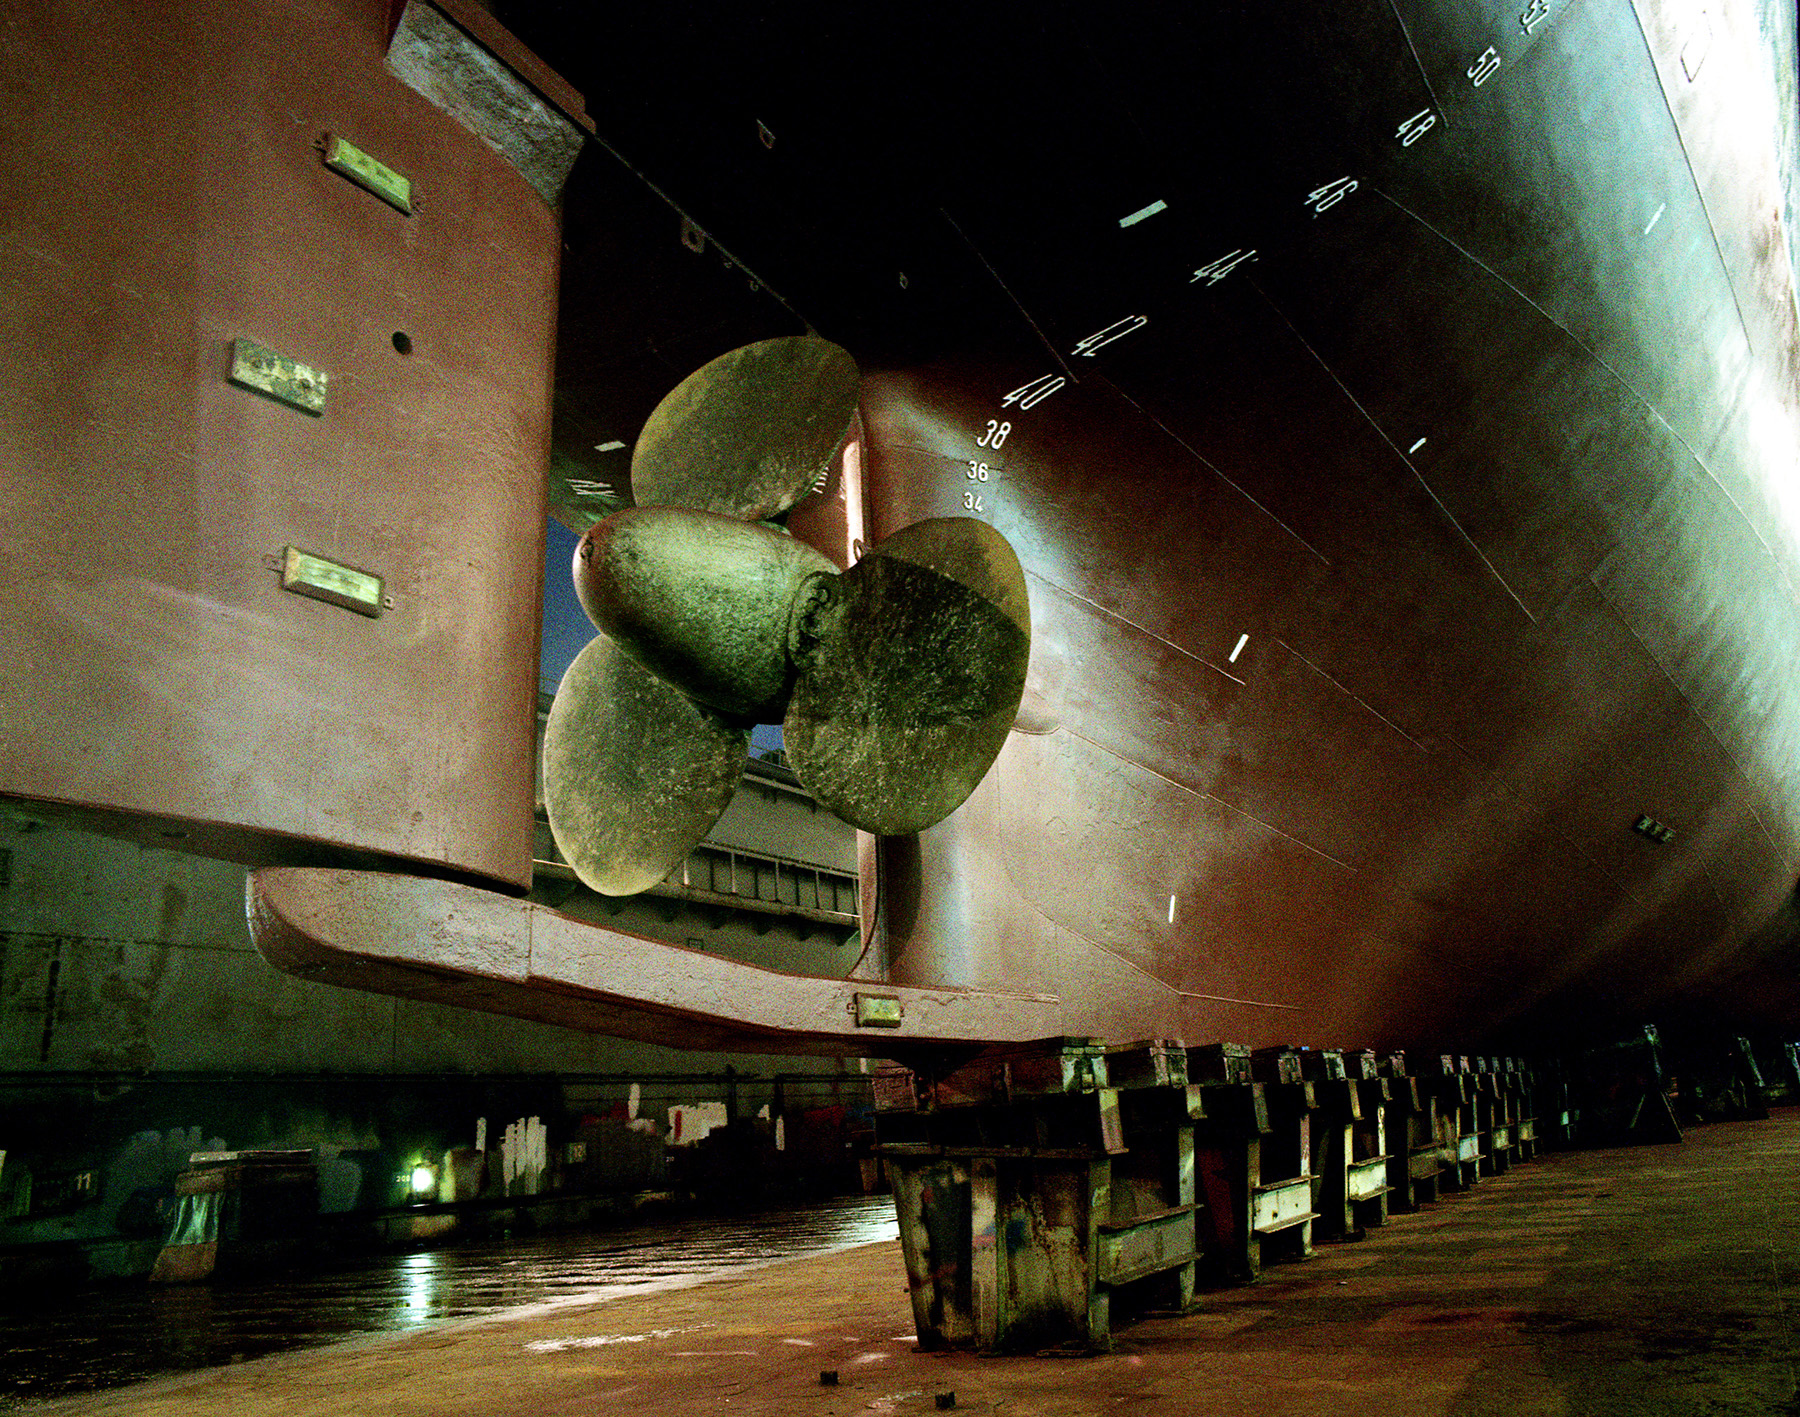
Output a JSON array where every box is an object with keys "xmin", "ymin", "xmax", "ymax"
[{"xmin": 0, "ymin": 1195, "xmax": 898, "ymax": 1408}]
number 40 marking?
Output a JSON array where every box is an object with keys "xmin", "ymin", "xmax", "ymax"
[{"xmin": 1003, "ymin": 374, "xmax": 1065, "ymax": 411}]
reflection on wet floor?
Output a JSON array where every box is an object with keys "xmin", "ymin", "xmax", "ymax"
[{"xmin": 0, "ymin": 1195, "xmax": 898, "ymax": 1408}]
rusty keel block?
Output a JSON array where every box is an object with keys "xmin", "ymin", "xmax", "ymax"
[
  {"xmin": 877, "ymin": 1037, "xmax": 1200, "ymax": 1352},
  {"xmin": 1309, "ymin": 1062, "xmax": 1395, "ymax": 1241}
]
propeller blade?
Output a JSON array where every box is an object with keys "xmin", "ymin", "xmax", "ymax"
[
  {"xmin": 784, "ymin": 517, "xmax": 1030, "ymax": 836},
  {"xmin": 630, "ymin": 336, "xmax": 860, "ymax": 520},
  {"xmin": 544, "ymin": 634, "xmax": 748, "ymax": 896}
]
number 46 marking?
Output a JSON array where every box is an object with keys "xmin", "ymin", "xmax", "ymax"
[{"xmin": 1305, "ymin": 177, "xmax": 1358, "ymax": 215}]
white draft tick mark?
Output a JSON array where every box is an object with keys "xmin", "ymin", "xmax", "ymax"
[{"xmin": 1119, "ymin": 199, "xmax": 1168, "ymax": 228}]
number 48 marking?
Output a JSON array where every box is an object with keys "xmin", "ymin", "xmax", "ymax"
[{"xmin": 1396, "ymin": 109, "xmax": 1437, "ymax": 146}]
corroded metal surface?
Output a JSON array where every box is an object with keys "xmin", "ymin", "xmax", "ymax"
[
  {"xmin": 630, "ymin": 336, "xmax": 861, "ymax": 520},
  {"xmin": 786, "ymin": 519, "xmax": 1030, "ymax": 836},
  {"xmin": 387, "ymin": 0, "xmax": 590, "ymax": 204},
  {"xmin": 543, "ymin": 634, "xmax": 747, "ymax": 896},
  {"xmin": 572, "ymin": 505, "xmax": 836, "ymax": 721},
  {"xmin": 226, "ymin": 339, "xmax": 328, "ymax": 415}
]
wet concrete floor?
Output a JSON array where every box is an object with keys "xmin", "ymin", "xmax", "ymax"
[
  {"xmin": 0, "ymin": 1196, "xmax": 897, "ymax": 1409},
  {"xmin": 14, "ymin": 1115, "xmax": 1800, "ymax": 1415}
]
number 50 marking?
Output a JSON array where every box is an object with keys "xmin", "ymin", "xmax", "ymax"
[{"xmin": 1467, "ymin": 46, "xmax": 1500, "ymax": 85}]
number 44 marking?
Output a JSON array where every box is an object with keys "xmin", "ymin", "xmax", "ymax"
[{"xmin": 1191, "ymin": 249, "xmax": 1258, "ymax": 285}]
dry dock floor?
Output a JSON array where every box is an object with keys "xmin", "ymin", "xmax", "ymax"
[{"xmin": 34, "ymin": 1112, "xmax": 1800, "ymax": 1416}]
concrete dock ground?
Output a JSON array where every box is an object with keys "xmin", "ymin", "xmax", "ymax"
[{"xmin": 29, "ymin": 1113, "xmax": 1800, "ymax": 1416}]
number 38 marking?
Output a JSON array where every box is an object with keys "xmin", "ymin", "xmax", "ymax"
[{"xmin": 976, "ymin": 420, "xmax": 1011, "ymax": 448}]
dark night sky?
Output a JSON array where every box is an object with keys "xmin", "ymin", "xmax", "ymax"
[{"xmin": 538, "ymin": 517, "xmax": 588, "ymax": 698}]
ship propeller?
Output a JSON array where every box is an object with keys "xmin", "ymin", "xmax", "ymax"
[
  {"xmin": 784, "ymin": 518, "xmax": 1029, "ymax": 836},
  {"xmin": 542, "ymin": 633, "xmax": 748, "ymax": 897},
  {"xmin": 543, "ymin": 337, "xmax": 1030, "ymax": 897},
  {"xmin": 629, "ymin": 335, "xmax": 861, "ymax": 520}
]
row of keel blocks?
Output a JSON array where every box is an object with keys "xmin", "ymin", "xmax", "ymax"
[{"xmin": 872, "ymin": 1040, "xmax": 1551, "ymax": 1352}]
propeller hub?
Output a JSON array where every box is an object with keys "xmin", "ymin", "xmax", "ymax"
[{"xmin": 574, "ymin": 505, "xmax": 838, "ymax": 723}]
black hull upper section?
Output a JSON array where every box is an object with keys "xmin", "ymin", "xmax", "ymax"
[{"xmin": 529, "ymin": 0, "xmax": 1800, "ymax": 1049}]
